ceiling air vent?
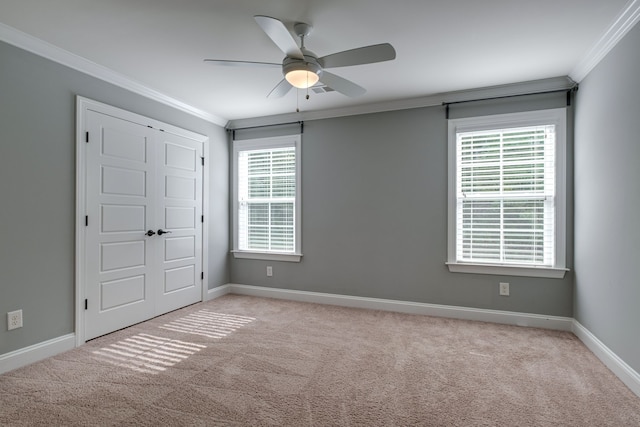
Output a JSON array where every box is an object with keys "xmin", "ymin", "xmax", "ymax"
[{"xmin": 312, "ymin": 84, "xmax": 335, "ymax": 94}]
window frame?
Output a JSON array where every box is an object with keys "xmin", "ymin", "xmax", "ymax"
[
  {"xmin": 446, "ymin": 109, "xmax": 568, "ymax": 278},
  {"xmin": 232, "ymin": 135, "xmax": 302, "ymax": 262}
]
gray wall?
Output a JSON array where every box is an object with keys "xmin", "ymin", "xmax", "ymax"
[
  {"xmin": 574, "ymin": 23, "xmax": 640, "ymax": 373},
  {"xmin": 0, "ymin": 40, "xmax": 229, "ymax": 355},
  {"xmin": 230, "ymin": 96, "xmax": 574, "ymax": 317}
]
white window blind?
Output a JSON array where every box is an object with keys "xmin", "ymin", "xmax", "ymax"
[
  {"xmin": 237, "ymin": 144, "xmax": 297, "ymax": 253},
  {"xmin": 455, "ymin": 124, "xmax": 556, "ymax": 266},
  {"xmin": 456, "ymin": 125, "xmax": 556, "ymax": 267}
]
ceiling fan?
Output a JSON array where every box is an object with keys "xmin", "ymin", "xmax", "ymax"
[{"xmin": 204, "ymin": 15, "xmax": 396, "ymax": 98}]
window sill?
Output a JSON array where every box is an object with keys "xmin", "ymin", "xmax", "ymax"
[
  {"xmin": 446, "ymin": 262, "xmax": 568, "ymax": 279},
  {"xmin": 232, "ymin": 250, "xmax": 302, "ymax": 263}
]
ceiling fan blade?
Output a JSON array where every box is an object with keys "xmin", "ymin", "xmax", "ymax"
[
  {"xmin": 318, "ymin": 71, "xmax": 366, "ymax": 97},
  {"xmin": 319, "ymin": 43, "xmax": 396, "ymax": 68},
  {"xmin": 267, "ymin": 79, "xmax": 293, "ymax": 98},
  {"xmin": 254, "ymin": 15, "xmax": 304, "ymax": 60},
  {"xmin": 203, "ymin": 59, "xmax": 280, "ymax": 68}
]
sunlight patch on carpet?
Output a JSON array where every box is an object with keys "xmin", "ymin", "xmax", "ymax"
[
  {"xmin": 92, "ymin": 333, "xmax": 206, "ymax": 374},
  {"xmin": 158, "ymin": 309, "xmax": 255, "ymax": 339}
]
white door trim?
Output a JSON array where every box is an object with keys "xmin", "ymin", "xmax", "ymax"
[{"xmin": 75, "ymin": 96, "xmax": 209, "ymax": 345}]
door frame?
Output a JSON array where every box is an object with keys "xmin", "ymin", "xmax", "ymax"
[{"xmin": 75, "ymin": 96, "xmax": 210, "ymax": 346}]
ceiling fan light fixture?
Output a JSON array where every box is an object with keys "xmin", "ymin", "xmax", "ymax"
[{"xmin": 285, "ymin": 69, "xmax": 319, "ymax": 88}]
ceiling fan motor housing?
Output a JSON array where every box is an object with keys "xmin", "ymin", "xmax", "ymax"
[{"xmin": 282, "ymin": 55, "xmax": 322, "ymax": 79}]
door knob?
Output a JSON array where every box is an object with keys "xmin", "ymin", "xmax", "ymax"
[
  {"xmin": 145, "ymin": 230, "xmax": 156, "ymax": 236},
  {"xmin": 157, "ymin": 229, "xmax": 172, "ymax": 236}
]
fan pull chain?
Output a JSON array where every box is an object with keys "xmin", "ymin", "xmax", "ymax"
[{"xmin": 296, "ymin": 73, "xmax": 312, "ymax": 112}]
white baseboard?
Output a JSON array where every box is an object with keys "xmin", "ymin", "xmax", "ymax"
[
  {"xmin": 226, "ymin": 284, "xmax": 574, "ymax": 331},
  {"xmin": 572, "ymin": 321, "xmax": 640, "ymax": 397},
  {"xmin": 0, "ymin": 333, "xmax": 75, "ymax": 375},
  {"xmin": 206, "ymin": 284, "xmax": 232, "ymax": 301}
]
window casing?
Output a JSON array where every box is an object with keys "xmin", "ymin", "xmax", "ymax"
[
  {"xmin": 232, "ymin": 135, "xmax": 302, "ymax": 262},
  {"xmin": 447, "ymin": 109, "xmax": 567, "ymax": 278}
]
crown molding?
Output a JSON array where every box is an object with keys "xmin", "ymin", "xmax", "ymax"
[
  {"xmin": 570, "ymin": 0, "xmax": 640, "ymax": 82},
  {"xmin": 0, "ymin": 22, "xmax": 227, "ymax": 127},
  {"xmin": 226, "ymin": 77, "xmax": 576, "ymax": 130}
]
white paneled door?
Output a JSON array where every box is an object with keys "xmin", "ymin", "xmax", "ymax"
[
  {"xmin": 83, "ymin": 108, "xmax": 203, "ymax": 341},
  {"xmin": 155, "ymin": 131, "xmax": 203, "ymax": 315}
]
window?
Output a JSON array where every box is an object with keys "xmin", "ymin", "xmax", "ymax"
[
  {"xmin": 447, "ymin": 109, "xmax": 567, "ymax": 278},
  {"xmin": 232, "ymin": 135, "xmax": 302, "ymax": 262}
]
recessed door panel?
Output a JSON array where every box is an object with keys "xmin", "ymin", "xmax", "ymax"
[
  {"xmin": 101, "ymin": 275, "xmax": 146, "ymax": 311},
  {"xmin": 101, "ymin": 205, "xmax": 145, "ymax": 233},
  {"xmin": 164, "ymin": 266, "xmax": 195, "ymax": 293},
  {"xmin": 165, "ymin": 236, "xmax": 195, "ymax": 261},
  {"xmin": 166, "ymin": 176, "xmax": 196, "ymax": 200},
  {"xmin": 102, "ymin": 128, "xmax": 147, "ymax": 163},
  {"xmin": 165, "ymin": 207, "xmax": 195, "ymax": 229},
  {"xmin": 102, "ymin": 166, "xmax": 146, "ymax": 196},
  {"xmin": 165, "ymin": 143, "xmax": 196, "ymax": 171},
  {"xmin": 101, "ymin": 241, "xmax": 146, "ymax": 272}
]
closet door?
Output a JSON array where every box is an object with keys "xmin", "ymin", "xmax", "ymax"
[
  {"xmin": 85, "ymin": 110, "xmax": 157, "ymax": 340},
  {"xmin": 155, "ymin": 131, "xmax": 203, "ymax": 314},
  {"xmin": 83, "ymin": 109, "xmax": 204, "ymax": 341}
]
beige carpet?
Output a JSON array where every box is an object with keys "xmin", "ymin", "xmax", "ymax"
[{"xmin": 1, "ymin": 294, "xmax": 639, "ymax": 426}]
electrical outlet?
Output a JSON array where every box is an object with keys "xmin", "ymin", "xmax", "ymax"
[
  {"xmin": 8, "ymin": 309, "xmax": 23, "ymax": 330},
  {"xmin": 499, "ymin": 282, "xmax": 510, "ymax": 296},
  {"xmin": 266, "ymin": 266, "xmax": 273, "ymax": 277}
]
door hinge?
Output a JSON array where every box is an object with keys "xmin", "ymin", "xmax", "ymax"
[
  {"xmin": 201, "ymin": 157, "xmax": 205, "ymax": 166},
  {"xmin": 84, "ymin": 299, "xmax": 88, "ymax": 310},
  {"xmin": 201, "ymin": 215, "xmax": 204, "ymax": 223},
  {"xmin": 85, "ymin": 131, "xmax": 89, "ymax": 143},
  {"xmin": 201, "ymin": 272, "xmax": 204, "ymax": 280},
  {"xmin": 85, "ymin": 215, "xmax": 88, "ymax": 226}
]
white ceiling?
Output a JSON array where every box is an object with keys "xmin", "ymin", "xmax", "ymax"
[{"xmin": 0, "ymin": 0, "xmax": 635, "ymax": 127}]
